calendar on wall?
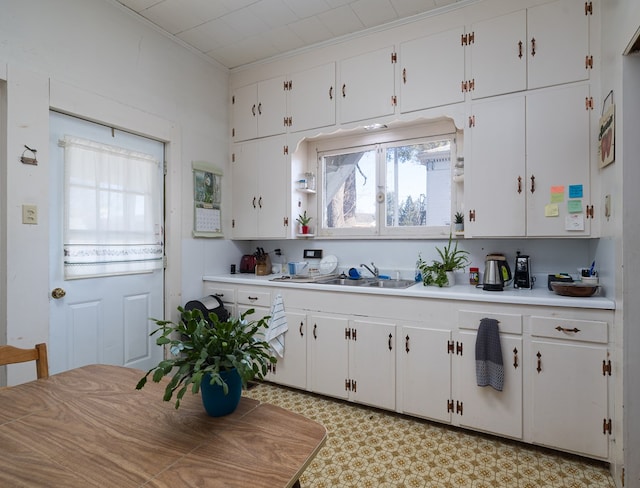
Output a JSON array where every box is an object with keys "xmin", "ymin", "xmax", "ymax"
[{"xmin": 192, "ymin": 161, "xmax": 223, "ymax": 237}]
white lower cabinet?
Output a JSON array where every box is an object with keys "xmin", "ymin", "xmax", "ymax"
[
  {"xmin": 529, "ymin": 315, "xmax": 609, "ymax": 459},
  {"xmin": 266, "ymin": 310, "xmax": 307, "ymax": 390},
  {"xmin": 400, "ymin": 324, "xmax": 452, "ymax": 423},
  {"xmin": 203, "ymin": 281, "xmax": 613, "ymax": 461},
  {"xmin": 456, "ymin": 310, "xmax": 523, "ymax": 440},
  {"xmin": 308, "ymin": 313, "xmax": 396, "ymax": 410}
]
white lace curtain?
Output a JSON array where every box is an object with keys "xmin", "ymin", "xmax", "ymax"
[{"xmin": 60, "ymin": 136, "xmax": 163, "ymax": 279}]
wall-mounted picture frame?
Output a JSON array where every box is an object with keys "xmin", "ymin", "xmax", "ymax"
[
  {"xmin": 599, "ymin": 97, "xmax": 615, "ymax": 169},
  {"xmin": 192, "ymin": 161, "xmax": 223, "ymax": 237}
]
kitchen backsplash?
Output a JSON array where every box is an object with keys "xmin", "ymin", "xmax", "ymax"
[{"xmin": 183, "ymin": 237, "xmax": 614, "ymax": 301}]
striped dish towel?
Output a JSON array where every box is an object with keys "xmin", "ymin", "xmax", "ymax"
[{"xmin": 266, "ymin": 293, "xmax": 288, "ymax": 357}]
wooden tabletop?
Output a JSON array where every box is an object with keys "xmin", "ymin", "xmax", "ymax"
[{"xmin": 0, "ymin": 364, "xmax": 326, "ymax": 487}]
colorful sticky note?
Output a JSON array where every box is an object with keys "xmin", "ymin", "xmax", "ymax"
[
  {"xmin": 568, "ymin": 184, "xmax": 583, "ymax": 199},
  {"xmin": 550, "ymin": 185, "xmax": 565, "ymax": 203},
  {"xmin": 550, "ymin": 192, "xmax": 564, "ymax": 203},
  {"xmin": 545, "ymin": 203, "xmax": 559, "ymax": 217},
  {"xmin": 568, "ymin": 200, "xmax": 583, "ymax": 213}
]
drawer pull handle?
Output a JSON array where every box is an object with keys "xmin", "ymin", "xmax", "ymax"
[
  {"xmin": 536, "ymin": 351, "xmax": 542, "ymax": 373},
  {"xmin": 555, "ymin": 326, "xmax": 581, "ymax": 333},
  {"xmin": 248, "ymin": 296, "xmax": 258, "ymax": 301},
  {"xmin": 214, "ymin": 293, "xmax": 224, "ymax": 297}
]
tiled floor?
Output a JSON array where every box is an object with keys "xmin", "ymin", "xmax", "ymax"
[{"xmin": 244, "ymin": 383, "xmax": 615, "ymax": 488}]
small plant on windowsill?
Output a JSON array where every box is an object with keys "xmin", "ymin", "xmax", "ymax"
[
  {"xmin": 417, "ymin": 233, "xmax": 469, "ymax": 287},
  {"xmin": 454, "ymin": 211, "xmax": 464, "ymax": 232},
  {"xmin": 296, "ymin": 211, "xmax": 312, "ymax": 234}
]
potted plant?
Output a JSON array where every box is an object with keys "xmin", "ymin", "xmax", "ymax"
[
  {"xmin": 454, "ymin": 211, "xmax": 464, "ymax": 233},
  {"xmin": 417, "ymin": 233, "xmax": 470, "ymax": 287},
  {"xmin": 136, "ymin": 307, "xmax": 276, "ymax": 416},
  {"xmin": 296, "ymin": 210, "xmax": 312, "ymax": 234}
]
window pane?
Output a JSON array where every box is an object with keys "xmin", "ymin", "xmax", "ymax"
[
  {"xmin": 322, "ymin": 148, "xmax": 377, "ymax": 229},
  {"xmin": 385, "ymin": 139, "xmax": 451, "ymax": 228}
]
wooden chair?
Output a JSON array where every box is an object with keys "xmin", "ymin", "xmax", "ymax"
[{"xmin": 0, "ymin": 343, "xmax": 49, "ymax": 380}]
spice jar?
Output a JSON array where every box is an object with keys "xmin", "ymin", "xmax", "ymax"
[{"xmin": 469, "ymin": 267, "xmax": 480, "ymax": 286}]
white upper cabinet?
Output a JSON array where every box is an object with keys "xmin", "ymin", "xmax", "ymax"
[
  {"xmin": 288, "ymin": 62, "xmax": 336, "ymax": 133},
  {"xmin": 399, "ymin": 27, "xmax": 466, "ymax": 114},
  {"xmin": 465, "ymin": 95, "xmax": 526, "ymax": 237},
  {"xmin": 470, "ymin": 10, "xmax": 527, "ymax": 99},
  {"xmin": 527, "ymin": 0, "xmax": 591, "ymax": 90},
  {"xmin": 466, "ymin": 83, "xmax": 592, "ymax": 238},
  {"xmin": 339, "ymin": 46, "xmax": 396, "ymax": 124},
  {"xmin": 525, "ymin": 84, "xmax": 591, "ymax": 237},
  {"xmin": 470, "ymin": 0, "xmax": 591, "ymax": 99},
  {"xmin": 231, "ymin": 135, "xmax": 289, "ymax": 239},
  {"xmin": 232, "ymin": 76, "xmax": 287, "ymax": 142}
]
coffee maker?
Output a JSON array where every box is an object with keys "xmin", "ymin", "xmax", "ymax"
[{"xmin": 513, "ymin": 252, "xmax": 532, "ymax": 289}]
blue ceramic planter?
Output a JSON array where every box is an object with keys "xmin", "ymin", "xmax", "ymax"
[{"xmin": 200, "ymin": 369, "xmax": 242, "ymax": 417}]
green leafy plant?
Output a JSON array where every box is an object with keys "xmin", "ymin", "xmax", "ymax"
[
  {"xmin": 296, "ymin": 210, "xmax": 312, "ymax": 226},
  {"xmin": 417, "ymin": 233, "xmax": 470, "ymax": 287},
  {"xmin": 454, "ymin": 211, "xmax": 464, "ymax": 224},
  {"xmin": 136, "ymin": 307, "xmax": 276, "ymax": 409}
]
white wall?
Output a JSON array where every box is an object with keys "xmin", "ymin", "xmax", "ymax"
[
  {"xmin": 0, "ymin": 0, "xmax": 233, "ymax": 383},
  {"xmin": 599, "ymin": 0, "xmax": 640, "ymax": 485}
]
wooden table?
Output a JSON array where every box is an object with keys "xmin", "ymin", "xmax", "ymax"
[{"xmin": 0, "ymin": 364, "xmax": 326, "ymax": 487}]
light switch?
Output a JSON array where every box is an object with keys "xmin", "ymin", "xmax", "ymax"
[{"xmin": 22, "ymin": 204, "xmax": 38, "ymax": 224}]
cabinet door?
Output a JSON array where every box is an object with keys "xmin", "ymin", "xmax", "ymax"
[
  {"xmin": 470, "ymin": 10, "xmax": 527, "ymax": 99},
  {"xmin": 308, "ymin": 314, "xmax": 349, "ymax": 400},
  {"xmin": 231, "ymin": 141, "xmax": 259, "ymax": 239},
  {"xmin": 339, "ymin": 46, "xmax": 395, "ymax": 124},
  {"xmin": 526, "ymin": 84, "xmax": 591, "ymax": 236},
  {"xmin": 399, "ymin": 27, "xmax": 465, "ymax": 113},
  {"xmin": 232, "ymin": 83, "xmax": 259, "ymax": 142},
  {"xmin": 527, "ymin": 0, "xmax": 590, "ymax": 90},
  {"xmin": 289, "ymin": 63, "xmax": 336, "ymax": 133},
  {"xmin": 350, "ymin": 319, "xmax": 396, "ymax": 410},
  {"xmin": 401, "ymin": 326, "xmax": 452, "ymax": 423},
  {"xmin": 531, "ymin": 340, "xmax": 608, "ymax": 458},
  {"xmin": 269, "ymin": 311, "xmax": 307, "ymax": 389},
  {"xmin": 465, "ymin": 95, "xmax": 526, "ymax": 237},
  {"xmin": 256, "ymin": 135, "xmax": 288, "ymax": 239},
  {"xmin": 257, "ymin": 76, "xmax": 287, "ymax": 138},
  {"xmin": 457, "ymin": 331, "xmax": 523, "ymax": 439}
]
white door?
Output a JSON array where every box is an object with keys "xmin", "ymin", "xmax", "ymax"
[{"xmin": 48, "ymin": 111, "xmax": 164, "ymax": 374}]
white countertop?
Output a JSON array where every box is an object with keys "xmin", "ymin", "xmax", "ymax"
[{"xmin": 203, "ymin": 274, "xmax": 615, "ymax": 310}]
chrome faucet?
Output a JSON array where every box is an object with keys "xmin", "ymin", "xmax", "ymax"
[{"xmin": 360, "ymin": 262, "xmax": 379, "ymax": 278}]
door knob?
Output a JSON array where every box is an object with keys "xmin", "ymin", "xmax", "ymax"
[{"xmin": 51, "ymin": 287, "xmax": 66, "ymax": 299}]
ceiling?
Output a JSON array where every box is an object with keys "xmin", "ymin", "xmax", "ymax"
[{"xmin": 114, "ymin": 0, "xmax": 470, "ymax": 70}]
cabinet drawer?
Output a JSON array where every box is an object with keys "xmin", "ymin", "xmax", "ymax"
[
  {"xmin": 237, "ymin": 289, "xmax": 272, "ymax": 308},
  {"xmin": 202, "ymin": 283, "xmax": 236, "ymax": 304},
  {"xmin": 530, "ymin": 316, "xmax": 608, "ymax": 344},
  {"xmin": 459, "ymin": 310, "xmax": 522, "ymax": 334}
]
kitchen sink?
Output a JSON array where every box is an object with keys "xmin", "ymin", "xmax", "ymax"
[
  {"xmin": 314, "ymin": 277, "xmax": 377, "ymax": 286},
  {"xmin": 314, "ymin": 277, "xmax": 416, "ymax": 289},
  {"xmin": 362, "ymin": 279, "xmax": 417, "ymax": 289}
]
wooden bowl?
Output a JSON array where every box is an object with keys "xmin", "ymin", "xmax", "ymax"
[{"xmin": 551, "ymin": 282, "xmax": 599, "ymax": 297}]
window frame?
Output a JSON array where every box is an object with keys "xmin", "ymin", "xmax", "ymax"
[{"xmin": 311, "ymin": 120, "xmax": 459, "ymax": 239}]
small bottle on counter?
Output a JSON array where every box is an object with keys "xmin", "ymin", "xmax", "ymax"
[{"xmin": 469, "ymin": 267, "xmax": 480, "ymax": 286}]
